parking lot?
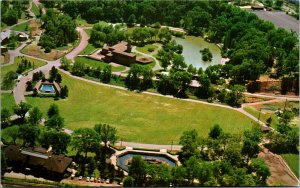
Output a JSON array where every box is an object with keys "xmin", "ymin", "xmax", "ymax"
[{"xmin": 252, "ymin": 10, "xmax": 299, "ymax": 34}]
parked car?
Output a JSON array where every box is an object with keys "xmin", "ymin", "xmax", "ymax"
[
  {"xmin": 97, "ymin": 178, "xmax": 101, "ymax": 183},
  {"xmin": 78, "ymin": 176, "xmax": 82, "ymax": 181},
  {"xmin": 90, "ymin": 177, "xmax": 95, "ymax": 182},
  {"xmin": 101, "ymin": 179, "xmax": 105, "ymax": 183},
  {"xmin": 86, "ymin": 177, "xmax": 90, "ymax": 182},
  {"xmin": 106, "ymin": 179, "xmax": 110, "ymax": 184}
]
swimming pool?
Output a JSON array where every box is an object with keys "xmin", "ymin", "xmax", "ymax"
[{"xmin": 40, "ymin": 84, "xmax": 55, "ymax": 93}]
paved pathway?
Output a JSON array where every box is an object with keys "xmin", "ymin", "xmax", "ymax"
[
  {"xmin": 65, "ymin": 27, "xmax": 89, "ymax": 62},
  {"xmin": 132, "ymin": 46, "xmax": 162, "ymax": 71}
]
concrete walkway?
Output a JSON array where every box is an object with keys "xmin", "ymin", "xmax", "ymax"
[{"xmin": 132, "ymin": 46, "xmax": 162, "ymax": 71}]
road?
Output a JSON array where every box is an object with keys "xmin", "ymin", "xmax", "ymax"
[{"xmin": 65, "ymin": 27, "xmax": 89, "ymax": 62}]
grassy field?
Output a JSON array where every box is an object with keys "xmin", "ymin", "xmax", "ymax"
[
  {"xmin": 281, "ymin": 154, "xmax": 299, "ymax": 178},
  {"xmin": 244, "ymin": 106, "xmax": 278, "ymax": 128},
  {"xmin": 75, "ymin": 57, "xmax": 126, "ymax": 72},
  {"xmin": 1, "ymin": 56, "xmax": 47, "ymax": 81},
  {"xmin": 136, "ymin": 44, "xmax": 158, "ymax": 54},
  {"xmin": 26, "ymin": 71, "xmax": 254, "ymax": 144},
  {"xmin": 79, "ymin": 43, "xmax": 97, "ymax": 55},
  {"xmin": 31, "ymin": 2, "xmax": 40, "ymax": 17},
  {"xmin": 1, "ymin": 93, "xmax": 15, "ymax": 112},
  {"xmin": 11, "ymin": 22, "xmax": 29, "ymax": 32},
  {"xmin": 75, "ymin": 18, "xmax": 93, "ymax": 27},
  {"xmin": 84, "ymin": 29, "xmax": 92, "ymax": 37}
]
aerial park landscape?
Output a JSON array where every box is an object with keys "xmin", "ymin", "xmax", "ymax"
[{"xmin": 0, "ymin": 0, "xmax": 299, "ymax": 186}]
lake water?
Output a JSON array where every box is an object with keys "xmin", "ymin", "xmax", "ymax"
[{"xmin": 174, "ymin": 36, "xmax": 222, "ymax": 70}]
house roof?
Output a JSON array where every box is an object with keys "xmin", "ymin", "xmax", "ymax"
[
  {"xmin": 1, "ymin": 30, "xmax": 11, "ymax": 41},
  {"xmin": 110, "ymin": 41, "xmax": 128, "ymax": 52},
  {"xmin": 3, "ymin": 145, "xmax": 72, "ymax": 174}
]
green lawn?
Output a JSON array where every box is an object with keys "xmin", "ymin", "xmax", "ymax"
[
  {"xmin": 11, "ymin": 22, "xmax": 29, "ymax": 32},
  {"xmin": 1, "ymin": 56, "xmax": 47, "ymax": 81},
  {"xmin": 1, "ymin": 93, "xmax": 15, "ymax": 112},
  {"xmin": 136, "ymin": 44, "xmax": 158, "ymax": 54},
  {"xmin": 75, "ymin": 57, "xmax": 126, "ymax": 72},
  {"xmin": 75, "ymin": 18, "xmax": 93, "ymax": 27},
  {"xmin": 244, "ymin": 107, "xmax": 278, "ymax": 128},
  {"xmin": 79, "ymin": 43, "xmax": 97, "ymax": 55},
  {"xmin": 26, "ymin": 71, "xmax": 254, "ymax": 144},
  {"xmin": 84, "ymin": 29, "xmax": 92, "ymax": 37},
  {"xmin": 31, "ymin": 2, "xmax": 40, "ymax": 17},
  {"xmin": 281, "ymin": 154, "xmax": 299, "ymax": 178}
]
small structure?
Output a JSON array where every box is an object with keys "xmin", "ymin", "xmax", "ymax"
[
  {"xmin": 1, "ymin": 46, "xmax": 8, "ymax": 53},
  {"xmin": 34, "ymin": 80, "xmax": 61, "ymax": 94},
  {"xmin": 251, "ymin": 5, "xmax": 264, "ymax": 10},
  {"xmin": 18, "ymin": 33, "xmax": 28, "ymax": 41},
  {"xmin": 3, "ymin": 145, "xmax": 72, "ymax": 179},
  {"xmin": 99, "ymin": 41, "xmax": 153, "ymax": 66}
]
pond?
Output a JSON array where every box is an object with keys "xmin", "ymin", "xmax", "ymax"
[
  {"xmin": 174, "ymin": 36, "xmax": 222, "ymax": 70},
  {"xmin": 117, "ymin": 151, "xmax": 176, "ymax": 172}
]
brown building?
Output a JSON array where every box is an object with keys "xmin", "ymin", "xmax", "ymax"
[
  {"xmin": 100, "ymin": 41, "xmax": 152, "ymax": 66},
  {"xmin": 3, "ymin": 145, "xmax": 72, "ymax": 179}
]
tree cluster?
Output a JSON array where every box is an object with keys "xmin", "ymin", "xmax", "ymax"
[
  {"xmin": 1, "ymin": 0, "xmax": 28, "ymax": 26},
  {"xmin": 60, "ymin": 0, "xmax": 298, "ymax": 83},
  {"xmin": 38, "ymin": 9, "xmax": 77, "ymax": 51},
  {"xmin": 89, "ymin": 22, "xmax": 127, "ymax": 48}
]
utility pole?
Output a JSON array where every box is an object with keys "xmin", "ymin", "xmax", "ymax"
[
  {"xmin": 171, "ymin": 140, "xmax": 173, "ymax": 151},
  {"xmin": 283, "ymin": 98, "xmax": 288, "ymax": 113},
  {"xmin": 257, "ymin": 108, "xmax": 262, "ymax": 123}
]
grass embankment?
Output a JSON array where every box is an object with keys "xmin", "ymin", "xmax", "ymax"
[
  {"xmin": 75, "ymin": 57, "xmax": 126, "ymax": 72},
  {"xmin": 1, "ymin": 57, "xmax": 47, "ymax": 81},
  {"xmin": 26, "ymin": 71, "xmax": 254, "ymax": 144},
  {"xmin": 281, "ymin": 154, "xmax": 299, "ymax": 178},
  {"xmin": 31, "ymin": 2, "xmax": 40, "ymax": 17},
  {"xmin": 136, "ymin": 44, "xmax": 158, "ymax": 54},
  {"xmin": 1, "ymin": 93, "xmax": 15, "ymax": 111},
  {"xmin": 243, "ymin": 101, "xmax": 299, "ymax": 129},
  {"xmin": 79, "ymin": 44, "xmax": 97, "ymax": 55},
  {"xmin": 11, "ymin": 22, "xmax": 29, "ymax": 32}
]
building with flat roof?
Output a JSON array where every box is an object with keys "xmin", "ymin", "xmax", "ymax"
[{"xmin": 100, "ymin": 41, "xmax": 153, "ymax": 66}]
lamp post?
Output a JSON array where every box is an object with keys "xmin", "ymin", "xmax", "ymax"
[{"xmin": 171, "ymin": 140, "xmax": 173, "ymax": 152}]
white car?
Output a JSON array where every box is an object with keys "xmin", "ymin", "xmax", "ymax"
[
  {"xmin": 86, "ymin": 177, "xmax": 90, "ymax": 182},
  {"xmin": 90, "ymin": 177, "xmax": 95, "ymax": 182},
  {"xmin": 78, "ymin": 176, "xmax": 82, "ymax": 180},
  {"xmin": 106, "ymin": 179, "xmax": 110, "ymax": 184}
]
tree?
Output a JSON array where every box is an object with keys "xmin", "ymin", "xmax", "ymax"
[
  {"xmin": 94, "ymin": 123, "xmax": 118, "ymax": 148},
  {"xmin": 4, "ymin": 125, "xmax": 20, "ymax": 145},
  {"xmin": 45, "ymin": 115, "xmax": 64, "ymax": 130},
  {"xmin": 101, "ymin": 64, "xmax": 112, "ymax": 83},
  {"xmin": 250, "ymin": 158, "xmax": 270, "ymax": 185},
  {"xmin": 14, "ymin": 102, "xmax": 31, "ymax": 122},
  {"xmin": 241, "ymin": 139, "xmax": 260, "ymax": 162},
  {"xmin": 129, "ymin": 155, "xmax": 147, "ymax": 186},
  {"xmin": 171, "ymin": 71, "xmax": 191, "ymax": 98},
  {"xmin": 19, "ymin": 124, "xmax": 40, "ymax": 147},
  {"xmin": 60, "ymin": 57, "xmax": 71, "ymax": 70},
  {"xmin": 123, "ymin": 176, "xmax": 135, "ymax": 187},
  {"xmin": 179, "ymin": 129, "xmax": 199, "ymax": 163},
  {"xmin": 28, "ymin": 107, "xmax": 43, "ymax": 126},
  {"xmin": 1, "ymin": 108, "xmax": 11, "ymax": 127},
  {"xmin": 172, "ymin": 54, "xmax": 187, "ymax": 70},
  {"xmin": 185, "ymin": 156, "xmax": 199, "ymax": 184},
  {"xmin": 72, "ymin": 61, "xmax": 85, "ymax": 76},
  {"xmin": 196, "ymin": 73, "xmax": 213, "ymax": 99},
  {"xmin": 209, "ymin": 124, "xmax": 223, "ymax": 139},
  {"xmin": 49, "ymin": 66, "xmax": 58, "ymax": 82},
  {"xmin": 2, "ymin": 71, "xmax": 18, "ymax": 90},
  {"xmin": 47, "ymin": 104, "xmax": 59, "ymax": 118},
  {"xmin": 71, "ymin": 128, "xmax": 100, "ymax": 158},
  {"xmin": 197, "ymin": 161, "xmax": 216, "ymax": 186},
  {"xmin": 200, "ymin": 48, "xmax": 213, "ymax": 62},
  {"xmin": 60, "ymin": 85, "xmax": 69, "ymax": 98},
  {"xmin": 39, "ymin": 129, "xmax": 71, "ymax": 154},
  {"xmin": 127, "ymin": 14, "xmax": 136, "ymax": 27}
]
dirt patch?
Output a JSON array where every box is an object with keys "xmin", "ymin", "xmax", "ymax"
[
  {"xmin": 29, "ymin": 19, "xmax": 42, "ymax": 36},
  {"xmin": 22, "ymin": 44, "xmax": 66, "ymax": 61},
  {"xmin": 258, "ymin": 147, "xmax": 299, "ymax": 186}
]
